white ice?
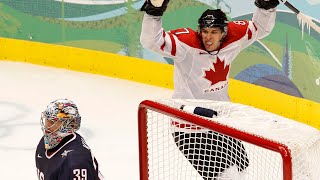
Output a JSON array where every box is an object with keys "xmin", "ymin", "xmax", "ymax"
[{"xmin": 0, "ymin": 61, "xmax": 172, "ymax": 180}]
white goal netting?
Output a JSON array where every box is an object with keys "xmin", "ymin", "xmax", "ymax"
[{"xmin": 138, "ymin": 99, "xmax": 320, "ymax": 180}]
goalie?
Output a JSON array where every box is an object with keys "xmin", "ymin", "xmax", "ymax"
[
  {"xmin": 140, "ymin": 0, "xmax": 280, "ymax": 179},
  {"xmin": 35, "ymin": 99, "xmax": 104, "ymax": 180}
]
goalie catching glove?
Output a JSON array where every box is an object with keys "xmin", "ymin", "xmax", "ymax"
[
  {"xmin": 140, "ymin": 0, "xmax": 170, "ymax": 16},
  {"xmin": 255, "ymin": 0, "xmax": 280, "ymax": 10}
]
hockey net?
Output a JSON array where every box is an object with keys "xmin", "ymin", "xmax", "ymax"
[{"xmin": 138, "ymin": 99, "xmax": 320, "ymax": 180}]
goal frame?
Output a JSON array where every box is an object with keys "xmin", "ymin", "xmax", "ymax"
[{"xmin": 138, "ymin": 100, "xmax": 292, "ymax": 180}]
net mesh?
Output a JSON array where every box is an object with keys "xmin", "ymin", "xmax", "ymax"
[{"xmin": 141, "ymin": 99, "xmax": 320, "ymax": 180}]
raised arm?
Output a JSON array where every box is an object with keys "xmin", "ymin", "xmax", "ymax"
[
  {"xmin": 140, "ymin": 0, "xmax": 190, "ymax": 59},
  {"xmin": 252, "ymin": 0, "xmax": 279, "ymax": 39},
  {"xmin": 232, "ymin": 0, "xmax": 279, "ymax": 51}
]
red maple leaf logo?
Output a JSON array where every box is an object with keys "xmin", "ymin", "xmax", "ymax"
[{"xmin": 204, "ymin": 57, "xmax": 230, "ymax": 85}]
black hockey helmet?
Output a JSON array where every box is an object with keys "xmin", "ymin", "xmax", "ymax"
[{"xmin": 198, "ymin": 9, "xmax": 229, "ymax": 36}]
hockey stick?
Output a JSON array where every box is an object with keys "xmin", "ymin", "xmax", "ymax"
[{"xmin": 279, "ymin": 0, "xmax": 320, "ymax": 33}]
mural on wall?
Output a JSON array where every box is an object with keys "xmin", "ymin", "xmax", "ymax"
[{"xmin": 0, "ymin": 0, "xmax": 319, "ymax": 102}]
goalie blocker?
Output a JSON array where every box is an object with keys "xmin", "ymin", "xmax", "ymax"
[{"xmin": 173, "ymin": 105, "xmax": 249, "ymax": 179}]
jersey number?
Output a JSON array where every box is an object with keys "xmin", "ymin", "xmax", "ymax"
[
  {"xmin": 73, "ymin": 169, "xmax": 87, "ymax": 180},
  {"xmin": 233, "ymin": 21, "xmax": 247, "ymax": 26},
  {"xmin": 174, "ymin": 28, "xmax": 190, "ymax": 35}
]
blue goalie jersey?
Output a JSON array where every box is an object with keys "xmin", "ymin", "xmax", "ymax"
[{"xmin": 35, "ymin": 133, "xmax": 103, "ymax": 180}]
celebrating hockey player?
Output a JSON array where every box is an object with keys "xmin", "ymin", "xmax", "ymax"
[
  {"xmin": 35, "ymin": 99, "xmax": 104, "ymax": 180},
  {"xmin": 140, "ymin": 0, "xmax": 279, "ymax": 101},
  {"xmin": 140, "ymin": 0, "xmax": 280, "ymax": 178}
]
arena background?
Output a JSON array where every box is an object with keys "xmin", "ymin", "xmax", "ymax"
[{"xmin": 0, "ymin": 0, "xmax": 319, "ymax": 129}]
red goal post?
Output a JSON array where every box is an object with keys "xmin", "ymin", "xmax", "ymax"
[{"xmin": 138, "ymin": 99, "xmax": 320, "ymax": 180}]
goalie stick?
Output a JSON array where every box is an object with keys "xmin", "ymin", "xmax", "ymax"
[{"xmin": 280, "ymin": 0, "xmax": 320, "ymax": 33}]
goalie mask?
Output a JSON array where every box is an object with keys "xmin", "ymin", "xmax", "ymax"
[
  {"xmin": 198, "ymin": 9, "xmax": 229, "ymax": 38},
  {"xmin": 40, "ymin": 99, "xmax": 81, "ymax": 149}
]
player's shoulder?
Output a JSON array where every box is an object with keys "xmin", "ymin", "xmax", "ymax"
[
  {"xmin": 36, "ymin": 136, "xmax": 45, "ymax": 152},
  {"xmin": 62, "ymin": 149, "xmax": 92, "ymax": 166},
  {"xmin": 37, "ymin": 136, "xmax": 44, "ymax": 146},
  {"xmin": 222, "ymin": 20, "xmax": 250, "ymax": 47},
  {"xmin": 71, "ymin": 133, "xmax": 92, "ymax": 152},
  {"xmin": 62, "ymin": 134, "xmax": 93, "ymax": 164},
  {"xmin": 227, "ymin": 20, "xmax": 250, "ymax": 34},
  {"xmin": 169, "ymin": 28, "xmax": 203, "ymax": 49}
]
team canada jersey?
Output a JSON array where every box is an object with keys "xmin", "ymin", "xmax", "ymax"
[
  {"xmin": 35, "ymin": 133, "xmax": 103, "ymax": 180},
  {"xmin": 140, "ymin": 8, "xmax": 276, "ymax": 101}
]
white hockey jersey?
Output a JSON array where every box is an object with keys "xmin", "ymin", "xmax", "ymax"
[{"xmin": 140, "ymin": 8, "xmax": 276, "ymax": 102}]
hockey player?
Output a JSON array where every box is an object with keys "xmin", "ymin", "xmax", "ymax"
[
  {"xmin": 140, "ymin": 0, "xmax": 279, "ymax": 101},
  {"xmin": 35, "ymin": 99, "xmax": 104, "ymax": 180},
  {"xmin": 140, "ymin": 0, "xmax": 280, "ymax": 178}
]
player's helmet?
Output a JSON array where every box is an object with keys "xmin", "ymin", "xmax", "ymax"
[
  {"xmin": 40, "ymin": 99, "xmax": 81, "ymax": 149},
  {"xmin": 198, "ymin": 9, "xmax": 229, "ymax": 37}
]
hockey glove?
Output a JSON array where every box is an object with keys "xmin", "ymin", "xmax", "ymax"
[
  {"xmin": 255, "ymin": 0, "xmax": 280, "ymax": 10},
  {"xmin": 140, "ymin": 0, "xmax": 170, "ymax": 16}
]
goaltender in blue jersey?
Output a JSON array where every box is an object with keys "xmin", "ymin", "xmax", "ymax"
[{"xmin": 35, "ymin": 99, "xmax": 104, "ymax": 180}]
